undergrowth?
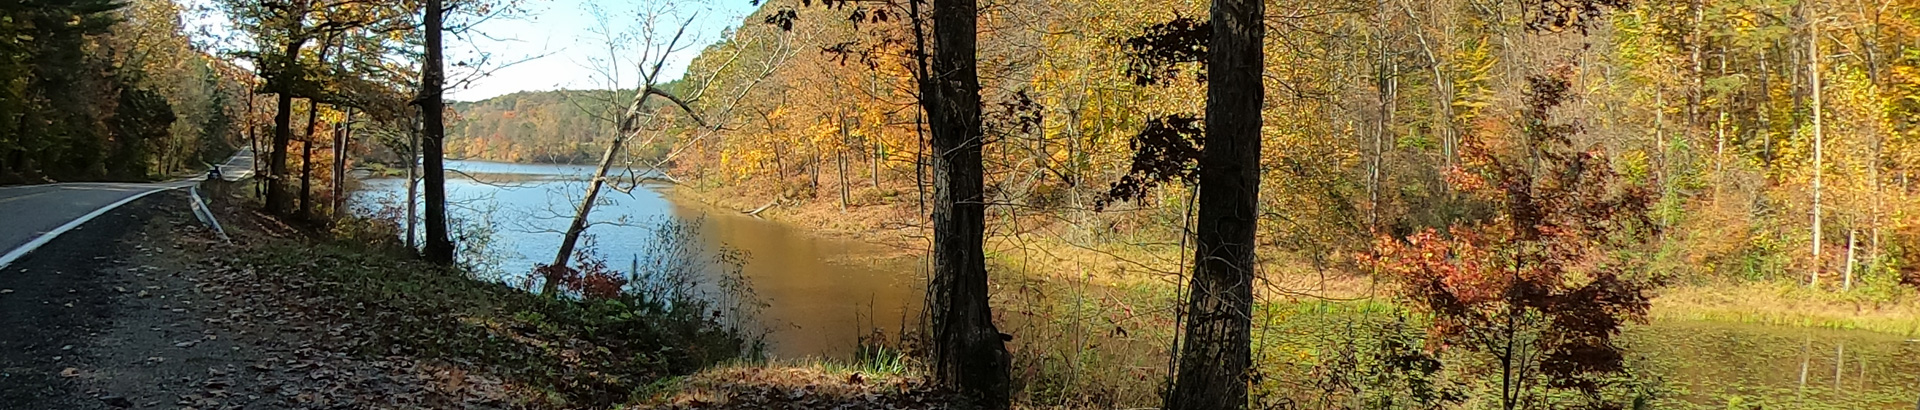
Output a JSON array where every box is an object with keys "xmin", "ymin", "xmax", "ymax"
[{"xmin": 229, "ymin": 209, "xmax": 754, "ymax": 408}]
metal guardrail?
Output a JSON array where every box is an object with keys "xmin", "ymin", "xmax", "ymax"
[{"xmin": 188, "ymin": 185, "xmax": 230, "ymax": 243}]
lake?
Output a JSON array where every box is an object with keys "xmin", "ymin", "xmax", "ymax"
[
  {"xmin": 353, "ymin": 160, "xmax": 918, "ymax": 358},
  {"xmin": 354, "ymin": 160, "xmax": 1918, "ymax": 407}
]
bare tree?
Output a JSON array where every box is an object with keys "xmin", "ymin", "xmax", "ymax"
[{"xmin": 539, "ymin": 5, "xmax": 792, "ymax": 296}]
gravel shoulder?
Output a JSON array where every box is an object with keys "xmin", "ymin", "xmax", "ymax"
[{"xmin": 0, "ymin": 188, "xmax": 499, "ymax": 409}]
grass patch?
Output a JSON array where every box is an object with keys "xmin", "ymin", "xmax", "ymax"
[{"xmin": 1652, "ymin": 281, "xmax": 1920, "ymax": 336}]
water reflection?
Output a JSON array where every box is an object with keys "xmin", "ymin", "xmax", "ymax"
[{"xmin": 353, "ymin": 160, "xmax": 920, "ymax": 358}]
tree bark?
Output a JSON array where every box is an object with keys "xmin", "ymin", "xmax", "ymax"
[
  {"xmin": 926, "ymin": 0, "xmax": 1011, "ymax": 405},
  {"xmin": 1165, "ymin": 0, "xmax": 1262, "ymax": 406},
  {"xmin": 265, "ymin": 32, "xmax": 301, "ymax": 215},
  {"xmin": 839, "ymin": 110, "xmax": 852, "ymax": 210},
  {"xmin": 407, "ymin": 116, "xmax": 418, "ymax": 250},
  {"xmin": 421, "ymin": 0, "xmax": 455, "ymax": 264},
  {"xmin": 543, "ymin": 129, "xmax": 624, "ymax": 296},
  {"xmin": 1809, "ymin": 14, "xmax": 1823, "ymax": 288},
  {"xmin": 333, "ymin": 108, "xmax": 351, "ymax": 219},
  {"xmin": 248, "ymin": 92, "xmax": 263, "ymax": 197},
  {"xmin": 300, "ymin": 99, "xmax": 320, "ymax": 219}
]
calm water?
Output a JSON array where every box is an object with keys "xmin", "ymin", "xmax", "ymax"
[
  {"xmin": 1628, "ymin": 321, "xmax": 1920, "ymax": 409},
  {"xmin": 353, "ymin": 160, "xmax": 917, "ymax": 358}
]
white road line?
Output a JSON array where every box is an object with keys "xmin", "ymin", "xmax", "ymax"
[{"xmin": 0, "ymin": 185, "xmax": 181, "ymax": 270}]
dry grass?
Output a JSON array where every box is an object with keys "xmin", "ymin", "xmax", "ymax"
[
  {"xmin": 1651, "ymin": 281, "xmax": 1920, "ymax": 336},
  {"xmin": 629, "ymin": 363, "xmax": 947, "ymax": 409}
]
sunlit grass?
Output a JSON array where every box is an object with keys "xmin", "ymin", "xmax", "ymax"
[{"xmin": 1653, "ymin": 281, "xmax": 1920, "ymax": 336}]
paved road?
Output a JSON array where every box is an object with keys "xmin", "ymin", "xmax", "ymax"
[{"xmin": 0, "ymin": 149, "xmax": 253, "ymax": 268}]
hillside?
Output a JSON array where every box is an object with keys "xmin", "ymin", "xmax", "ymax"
[{"xmin": 444, "ymin": 89, "xmax": 625, "ymax": 164}]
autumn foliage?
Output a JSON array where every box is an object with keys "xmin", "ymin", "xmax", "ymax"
[
  {"xmin": 535, "ymin": 250, "xmax": 630, "ymax": 300},
  {"xmin": 1368, "ymin": 64, "xmax": 1660, "ymax": 406}
]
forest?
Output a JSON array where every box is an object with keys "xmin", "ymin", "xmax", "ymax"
[
  {"xmin": 0, "ymin": 0, "xmax": 247, "ymax": 183},
  {"xmin": 5, "ymin": 0, "xmax": 1920, "ymax": 409}
]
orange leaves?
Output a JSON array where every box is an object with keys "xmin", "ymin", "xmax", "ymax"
[
  {"xmin": 536, "ymin": 251, "xmax": 629, "ymax": 300},
  {"xmin": 1367, "ymin": 227, "xmax": 1504, "ymax": 322}
]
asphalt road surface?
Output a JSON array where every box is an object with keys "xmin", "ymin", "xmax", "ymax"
[{"xmin": 0, "ymin": 149, "xmax": 253, "ymax": 269}]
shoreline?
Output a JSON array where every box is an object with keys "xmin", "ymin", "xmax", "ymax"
[{"xmin": 665, "ymin": 180, "xmax": 1920, "ymax": 337}]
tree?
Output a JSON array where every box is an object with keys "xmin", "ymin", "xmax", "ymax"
[
  {"xmin": 1163, "ymin": 0, "xmax": 1262, "ymax": 407},
  {"xmin": 219, "ymin": 0, "xmax": 410, "ymax": 215},
  {"xmin": 1807, "ymin": 7, "xmax": 1826, "ymax": 287},
  {"xmin": 1371, "ymin": 63, "xmax": 1658, "ymax": 410},
  {"xmin": 923, "ymin": 0, "xmax": 1014, "ymax": 406},
  {"xmin": 537, "ymin": 10, "xmax": 705, "ymax": 295},
  {"xmin": 537, "ymin": 4, "xmax": 787, "ymax": 296},
  {"xmin": 421, "ymin": 0, "xmax": 454, "ymax": 264}
]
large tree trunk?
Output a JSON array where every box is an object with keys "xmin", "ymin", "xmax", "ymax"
[
  {"xmin": 1165, "ymin": 0, "xmax": 1262, "ymax": 406},
  {"xmin": 266, "ymin": 36, "xmax": 307, "ymax": 215},
  {"xmin": 926, "ymin": 0, "xmax": 1010, "ymax": 406},
  {"xmin": 267, "ymin": 89, "xmax": 295, "ymax": 214},
  {"xmin": 421, "ymin": 0, "xmax": 455, "ymax": 264}
]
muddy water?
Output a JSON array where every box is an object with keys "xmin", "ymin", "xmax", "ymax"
[
  {"xmin": 661, "ymin": 186, "xmax": 921, "ymax": 357},
  {"xmin": 1627, "ymin": 321, "xmax": 1920, "ymax": 409},
  {"xmin": 352, "ymin": 160, "xmax": 918, "ymax": 358}
]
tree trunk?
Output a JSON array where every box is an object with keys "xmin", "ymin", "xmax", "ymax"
[
  {"xmin": 926, "ymin": 0, "xmax": 1010, "ymax": 405},
  {"xmin": 1844, "ymin": 229, "xmax": 1856, "ymax": 291},
  {"xmin": 1758, "ymin": 48, "xmax": 1774, "ymax": 173},
  {"xmin": 248, "ymin": 92, "xmax": 263, "ymax": 197},
  {"xmin": 300, "ymin": 99, "xmax": 320, "ymax": 219},
  {"xmin": 916, "ymin": 109, "xmax": 928, "ymax": 216},
  {"xmin": 407, "ymin": 119, "xmax": 418, "ymax": 250},
  {"xmin": 1809, "ymin": 14, "xmax": 1824, "ymax": 288},
  {"xmin": 839, "ymin": 150, "xmax": 851, "ymax": 209},
  {"xmin": 543, "ymin": 132, "xmax": 624, "ymax": 296},
  {"xmin": 838, "ymin": 110, "xmax": 852, "ymax": 210},
  {"xmin": 265, "ymin": 38, "xmax": 306, "ymax": 215},
  {"xmin": 421, "ymin": 0, "xmax": 455, "ymax": 265},
  {"xmin": 333, "ymin": 108, "xmax": 351, "ymax": 219},
  {"xmin": 1165, "ymin": 0, "xmax": 1262, "ymax": 407}
]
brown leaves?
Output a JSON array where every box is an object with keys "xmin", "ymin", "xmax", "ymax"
[
  {"xmin": 1099, "ymin": 115, "xmax": 1205, "ymax": 210},
  {"xmin": 639, "ymin": 367, "xmax": 951, "ymax": 410}
]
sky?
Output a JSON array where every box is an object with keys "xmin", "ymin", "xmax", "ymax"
[
  {"xmin": 443, "ymin": 0, "xmax": 761, "ymax": 101},
  {"xmin": 183, "ymin": 0, "xmax": 761, "ymax": 102}
]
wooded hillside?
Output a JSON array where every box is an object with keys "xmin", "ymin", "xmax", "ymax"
[
  {"xmin": 0, "ymin": 0, "xmax": 249, "ymax": 183},
  {"xmin": 654, "ymin": 0, "xmax": 1920, "ymax": 292},
  {"xmin": 445, "ymin": 90, "xmax": 620, "ymax": 163}
]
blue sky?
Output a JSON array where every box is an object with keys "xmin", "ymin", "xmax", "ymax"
[
  {"xmin": 445, "ymin": 0, "xmax": 761, "ymax": 101},
  {"xmin": 184, "ymin": 0, "xmax": 760, "ymax": 102}
]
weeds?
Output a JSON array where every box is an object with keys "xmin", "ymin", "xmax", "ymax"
[{"xmin": 233, "ymin": 204, "xmax": 767, "ymax": 408}]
